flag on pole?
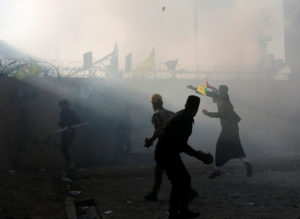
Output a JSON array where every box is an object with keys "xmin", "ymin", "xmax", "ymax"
[
  {"xmin": 15, "ymin": 66, "xmax": 27, "ymax": 81},
  {"xmin": 194, "ymin": 80, "xmax": 217, "ymax": 96},
  {"xmin": 29, "ymin": 59, "xmax": 42, "ymax": 76},
  {"xmin": 132, "ymin": 48, "xmax": 155, "ymax": 78},
  {"xmin": 15, "ymin": 59, "xmax": 42, "ymax": 80},
  {"xmin": 125, "ymin": 53, "xmax": 132, "ymax": 73},
  {"xmin": 196, "ymin": 84, "xmax": 208, "ymax": 96},
  {"xmin": 164, "ymin": 59, "xmax": 178, "ymax": 70}
]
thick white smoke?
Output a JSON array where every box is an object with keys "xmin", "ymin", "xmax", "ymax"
[{"xmin": 0, "ymin": 0, "xmax": 284, "ymax": 67}]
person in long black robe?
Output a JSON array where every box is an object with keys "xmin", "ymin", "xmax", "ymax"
[{"xmin": 202, "ymin": 85, "xmax": 252, "ymax": 179}]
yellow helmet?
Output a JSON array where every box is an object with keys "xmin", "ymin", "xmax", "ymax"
[{"xmin": 150, "ymin": 94, "xmax": 163, "ymax": 103}]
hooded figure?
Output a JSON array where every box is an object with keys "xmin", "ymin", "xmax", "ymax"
[{"xmin": 202, "ymin": 85, "xmax": 252, "ymax": 179}]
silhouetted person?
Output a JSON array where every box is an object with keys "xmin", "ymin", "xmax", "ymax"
[
  {"xmin": 144, "ymin": 94, "xmax": 174, "ymax": 201},
  {"xmin": 58, "ymin": 100, "xmax": 81, "ymax": 169},
  {"xmin": 155, "ymin": 95, "xmax": 213, "ymax": 219},
  {"xmin": 116, "ymin": 104, "xmax": 132, "ymax": 161},
  {"xmin": 201, "ymin": 85, "xmax": 252, "ymax": 179}
]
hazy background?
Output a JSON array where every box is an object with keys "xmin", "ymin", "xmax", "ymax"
[
  {"xmin": 0, "ymin": 0, "xmax": 284, "ymax": 67},
  {"xmin": 1, "ymin": 0, "xmax": 299, "ymax": 167}
]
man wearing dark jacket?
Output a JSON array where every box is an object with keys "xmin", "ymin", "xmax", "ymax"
[
  {"xmin": 155, "ymin": 95, "xmax": 213, "ymax": 219},
  {"xmin": 58, "ymin": 100, "xmax": 81, "ymax": 169}
]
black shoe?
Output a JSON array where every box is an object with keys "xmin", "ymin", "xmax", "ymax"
[
  {"xmin": 178, "ymin": 209, "xmax": 200, "ymax": 218},
  {"xmin": 144, "ymin": 193, "xmax": 158, "ymax": 202},
  {"xmin": 209, "ymin": 170, "xmax": 221, "ymax": 179},
  {"xmin": 245, "ymin": 162, "xmax": 253, "ymax": 177}
]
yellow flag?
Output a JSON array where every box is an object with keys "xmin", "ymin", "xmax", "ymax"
[
  {"xmin": 29, "ymin": 60, "xmax": 42, "ymax": 76},
  {"xmin": 16, "ymin": 66, "xmax": 27, "ymax": 81},
  {"xmin": 132, "ymin": 49, "xmax": 155, "ymax": 78},
  {"xmin": 196, "ymin": 84, "xmax": 207, "ymax": 96}
]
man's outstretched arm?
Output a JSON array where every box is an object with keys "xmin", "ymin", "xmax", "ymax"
[
  {"xmin": 183, "ymin": 144, "xmax": 213, "ymax": 165},
  {"xmin": 187, "ymin": 85, "xmax": 201, "ymax": 94},
  {"xmin": 202, "ymin": 109, "xmax": 220, "ymax": 118},
  {"xmin": 187, "ymin": 85, "xmax": 218, "ymax": 100}
]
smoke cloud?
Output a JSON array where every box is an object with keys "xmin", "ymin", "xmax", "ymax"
[{"xmin": 0, "ymin": 0, "xmax": 283, "ymax": 67}]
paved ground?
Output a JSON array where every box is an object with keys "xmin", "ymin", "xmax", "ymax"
[
  {"xmin": 1, "ymin": 155, "xmax": 300, "ymax": 219},
  {"xmin": 0, "ymin": 170, "xmax": 66, "ymax": 218}
]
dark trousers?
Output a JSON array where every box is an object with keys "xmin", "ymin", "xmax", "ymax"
[
  {"xmin": 151, "ymin": 164, "xmax": 164, "ymax": 195},
  {"xmin": 156, "ymin": 154, "xmax": 191, "ymax": 213},
  {"xmin": 61, "ymin": 130, "xmax": 74, "ymax": 164}
]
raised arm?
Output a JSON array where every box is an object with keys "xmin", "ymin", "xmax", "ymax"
[
  {"xmin": 187, "ymin": 85, "xmax": 202, "ymax": 95},
  {"xmin": 206, "ymin": 90, "xmax": 218, "ymax": 99},
  {"xmin": 187, "ymin": 84, "xmax": 219, "ymax": 100}
]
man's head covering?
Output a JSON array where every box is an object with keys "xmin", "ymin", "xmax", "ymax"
[
  {"xmin": 219, "ymin": 85, "xmax": 228, "ymax": 94},
  {"xmin": 218, "ymin": 85, "xmax": 230, "ymax": 101},
  {"xmin": 150, "ymin": 94, "xmax": 163, "ymax": 103},
  {"xmin": 185, "ymin": 95, "xmax": 200, "ymax": 110}
]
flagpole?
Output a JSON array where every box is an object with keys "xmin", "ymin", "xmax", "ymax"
[{"xmin": 193, "ymin": 0, "xmax": 199, "ymax": 73}]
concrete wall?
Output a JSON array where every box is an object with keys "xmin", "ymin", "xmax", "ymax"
[
  {"xmin": 0, "ymin": 77, "xmax": 138, "ymax": 170},
  {"xmin": 0, "ymin": 77, "xmax": 299, "ymax": 170}
]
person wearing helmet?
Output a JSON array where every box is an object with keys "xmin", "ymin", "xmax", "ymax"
[
  {"xmin": 144, "ymin": 94, "xmax": 175, "ymax": 202},
  {"xmin": 155, "ymin": 95, "xmax": 213, "ymax": 219}
]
